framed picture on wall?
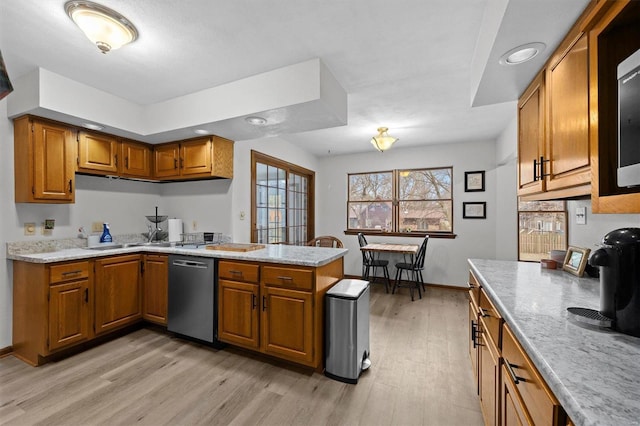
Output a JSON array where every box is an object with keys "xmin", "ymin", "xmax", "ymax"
[
  {"xmin": 464, "ymin": 170, "xmax": 485, "ymax": 192},
  {"xmin": 463, "ymin": 202, "xmax": 486, "ymax": 219}
]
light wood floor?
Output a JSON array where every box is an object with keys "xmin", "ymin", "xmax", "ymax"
[{"xmin": 0, "ymin": 285, "xmax": 482, "ymax": 426}]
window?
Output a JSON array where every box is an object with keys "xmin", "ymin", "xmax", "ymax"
[
  {"xmin": 252, "ymin": 151, "xmax": 314, "ymax": 245},
  {"xmin": 518, "ymin": 200, "xmax": 567, "ymax": 261},
  {"xmin": 347, "ymin": 167, "xmax": 453, "ymax": 234}
]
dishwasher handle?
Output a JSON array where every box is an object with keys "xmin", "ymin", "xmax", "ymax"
[{"xmin": 172, "ymin": 259, "xmax": 210, "ymax": 269}]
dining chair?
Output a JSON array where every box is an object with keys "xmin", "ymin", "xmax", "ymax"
[
  {"xmin": 358, "ymin": 233, "xmax": 390, "ymax": 293},
  {"xmin": 393, "ymin": 236, "xmax": 429, "ymax": 301},
  {"xmin": 307, "ymin": 235, "xmax": 344, "ymax": 248}
]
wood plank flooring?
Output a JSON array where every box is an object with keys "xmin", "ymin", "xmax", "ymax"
[{"xmin": 0, "ymin": 285, "xmax": 482, "ymax": 426}]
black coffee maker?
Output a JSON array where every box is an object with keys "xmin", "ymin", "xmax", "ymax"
[{"xmin": 589, "ymin": 228, "xmax": 640, "ymax": 337}]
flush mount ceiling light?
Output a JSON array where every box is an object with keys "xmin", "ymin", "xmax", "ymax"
[
  {"xmin": 193, "ymin": 129, "xmax": 209, "ymax": 135},
  {"xmin": 371, "ymin": 127, "xmax": 398, "ymax": 152},
  {"xmin": 65, "ymin": 1, "xmax": 138, "ymax": 53},
  {"xmin": 245, "ymin": 116, "xmax": 267, "ymax": 126},
  {"xmin": 499, "ymin": 42, "xmax": 546, "ymax": 65}
]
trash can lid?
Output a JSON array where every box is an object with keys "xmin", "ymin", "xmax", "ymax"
[{"xmin": 327, "ymin": 279, "xmax": 369, "ymax": 299}]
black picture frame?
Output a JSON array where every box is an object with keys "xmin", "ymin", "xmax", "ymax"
[
  {"xmin": 464, "ymin": 170, "xmax": 485, "ymax": 192},
  {"xmin": 463, "ymin": 202, "xmax": 486, "ymax": 219}
]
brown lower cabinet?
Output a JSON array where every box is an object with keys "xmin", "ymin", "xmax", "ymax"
[
  {"xmin": 142, "ymin": 254, "xmax": 168, "ymax": 325},
  {"xmin": 218, "ymin": 258, "xmax": 343, "ymax": 370},
  {"xmin": 94, "ymin": 254, "xmax": 143, "ymax": 335},
  {"xmin": 468, "ymin": 269, "xmax": 568, "ymax": 426},
  {"xmin": 13, "ymin": 255, "xmax": 143, "ymax": 366}
]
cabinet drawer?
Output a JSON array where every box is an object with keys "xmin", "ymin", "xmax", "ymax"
[
  {"xmin": 479, "ymin": 288, "xmax": 502, "ymax": 347},
  {"xmin": 502, "ymin": 324, "xmax": 565, "ymax": 426},
  {"xmin": 468, "ymin": 270, "xmax": 481, "ymax": 306},
  {"xmin": 50, "ymin": 261, "xmax": 89, "ymax": 284},
  {"xmin": 218, "ymin": 261, "xmax": 259, "ymax": 283},
  {"xmin": 262, "ymin": 266, "xmax": 313, "ymax": 290}
]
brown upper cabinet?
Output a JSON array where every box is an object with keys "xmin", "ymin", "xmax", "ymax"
[
  {"xmin": 519, "ymin": 0, "xmax": 640, "ymax": 213},
  {"xmin": 120, "ymin": 139, "xmax": 152, "ymax": 179},
  {"xmin": 518, "ymin": 27, "xmax": 591, "ymax": 200},
  {"xmin": 153, "ymin": 136, "xmax": 234, "ymax": 180},
  {"xmin": 14, "ymin": 116, "xmax": 75, "ymax": 203}
]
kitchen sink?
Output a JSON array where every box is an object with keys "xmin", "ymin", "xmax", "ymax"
[{"xmin": 85, "ymin": 241, "xmax": 172, "ymax": 250}]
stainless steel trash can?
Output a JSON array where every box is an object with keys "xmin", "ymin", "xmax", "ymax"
[{"xmin": 325, "ymin": 279, "xmax": 371, "ymax": 384}]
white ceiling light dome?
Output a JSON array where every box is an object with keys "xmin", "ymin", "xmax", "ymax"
[
  {"xmin": 65, "ymin": 1, "xmax": 138, "ymax": 53},
  {"xmin": 499, "ymin": 42, "xmax": 546, "ymax": 65}
]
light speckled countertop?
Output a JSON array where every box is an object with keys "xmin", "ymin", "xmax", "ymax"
[
  {"xmin": 469, "ymin": 259, "xmax": 640, "ymax": 426},
  {"xmin": 7, "ymin": 244, "xmax": 347, "ymax": 267}
]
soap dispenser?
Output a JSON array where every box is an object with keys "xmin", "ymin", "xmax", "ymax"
[{"xmin": 100, "ymin": 223, "xmax": 112, "ymax": 243}]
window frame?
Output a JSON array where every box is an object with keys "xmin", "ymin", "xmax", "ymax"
[
  {"xmin": 251, "ymin": 150, "xmax": 315, "ymax": 245},
  {"xmin": 517, "ymin": 200, "xmax": 568, "ymax": 262},
  {"xmin": 346, "ymin": 167, "xmax": 455, "ymax": 238}
]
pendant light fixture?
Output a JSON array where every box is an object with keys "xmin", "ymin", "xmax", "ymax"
[
  {"xmin": 371, "ymin": 127, "xmax": 398, "ymax": 152},
  {"xmin": 65, "ymin": 1, "xmax": 138, "ymax": 54}
]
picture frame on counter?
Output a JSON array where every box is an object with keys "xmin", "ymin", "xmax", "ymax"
[
  {"xmin": 562, "ymin": 246, "xmax": 591, "ymax": 277},
  {"xmin": 462, "ymin": 201, "xmax": 486, "ymax": 219},
  {"xmin": 464, "ymin": 170, "xmax": 485, "ymax": 192}
]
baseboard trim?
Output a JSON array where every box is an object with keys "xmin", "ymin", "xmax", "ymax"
[
  {"xmin": 343, "ymin": 274, "xmax": 468, "ymax": 291},
  {"xmin": 0, "ymin": 346, "xmax": 13, "ymax": 358}
]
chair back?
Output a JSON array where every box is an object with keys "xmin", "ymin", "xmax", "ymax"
[
  {"xmin": 307, "ymin": 235, "xmax": 344, "ymax": 248},
  {"xmin": 414, "ymin": 236, "xmax": 429, "ymax": 268},
  {"xmin": 357, "ymin": 233, "xmax": 373, "ymax": 263}
]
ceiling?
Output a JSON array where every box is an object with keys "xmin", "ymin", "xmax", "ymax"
[{"xmin": 0, "ymin": 0, "xmax": 589, "ymax": 156}]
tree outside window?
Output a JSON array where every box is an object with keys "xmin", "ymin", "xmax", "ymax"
[{"xmin": 347, "ymin": 167, "xmax": 453, "ymax": 234}]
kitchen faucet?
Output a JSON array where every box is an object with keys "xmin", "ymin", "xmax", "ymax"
[{"xmin": 147, "ymin": 224, "xmax": 159, "ymax": 242}]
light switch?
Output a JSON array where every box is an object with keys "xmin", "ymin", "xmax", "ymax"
[
  {"xmin": 576, "ymin": 207, "xmax": 586, "ymax": 225},
  {"xmin": 240, "ymin": 211, "xmax": 246, "ymax": 220}
]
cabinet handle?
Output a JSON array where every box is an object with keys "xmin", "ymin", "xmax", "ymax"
[
  {"xmin": 467, "ymin": 281, "xmax": 477, "ymax": 290},
  {"xmin": 539, "ymin": 156, "xmax": 550, "ymax": 179},
  {"xmin": 479, "ymin": 307, "xmax": 491, "ymax": 318},
  {"xmin": 504, "ymin": 359, "xmax": 526, "ymax": 385},
  {"xmin": 252, "ymin": 294, "xmax": 257, "ymax": 310},
  {"xmin": 114, "ymin": 154, "xmax": 118, "ymax": 167},
  {"xmin": 68, "ymin": 179, "xmax": 73, "ymax": 193},
  {"xmin": 277, "ymin": 276, "xmax": 293, "ymax": 281},
  {"xmin": 262, "ymin": 295, "xmax": 267, "ymax": 311},
  {"xmin": 125, "ymin": 157, "xmax": 129, "ymax": 169},
  {"xmin": 533, "ymin": 158, "xmax": 538, "ymax": 181},
  {"xmin": 471, "ymin": 320, "xmax": 478, "ymax": 348},
  {"xmin": 84, "ymin": 288, "xmax": 89, "ymax": 303},
  {"xmin": 229, "ymin": 270, "xmax": 242, "ymax": 275},
  {"xmin": 61, "ymin": 270, "xmax": 82, "ymax": 276},
  {"xmin": 173, "ymin": 158, "xmax": 178, "ymax": 169},
  {"xmin": 180, "ymin": 158, "xmax": 184, "ymax": 169}
]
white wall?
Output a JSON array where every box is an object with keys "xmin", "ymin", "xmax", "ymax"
[
  {"xmin": 495, "ymin": 116, "xmax": 518, "ymax": 260},
  {"xmin": 1, "ymin": 99, "xmax": 12, "ymax": 349},
  {"xmin": 567, "ymin": 199, "xmax": 640, "ymax": 249},
  {"xmin": 316, "ymin": 140, "xmax": 498, "ymax": 287}
]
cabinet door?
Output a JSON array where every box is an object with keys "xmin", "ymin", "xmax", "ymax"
[
  {"xmin": 479, "ymin": 317, "xmax": 500, "ymax": 426},
  {"xmin": 77, "ymin": 131, "xmax": 119, "ymax": 174},
  {"xmin": 180, "ymin": 139, "xmax": 212, "ymax": 176},
  {"xmin": 32, "ymin": 120, "xmax": 75, "ymax": 202},
  {"xmin": 517, "ymin": 71, "xmax": 546, "ymax": 196},
  {"xmin": 121, "ymin": 140, "xmax": 151, "ymax": 178},
  {"xmin": 547, "ymin": 33, "xmax": 590, "ymax": 191},
  {"xmin": 94, "ymin": 255, "xmax": 142, "ymax": 334},
  {"xmin": 218, "ymin": 279, "xmax": 259, "ymax": 349},
  {"xmin": 154, "ymin": 143, "xmax": 180, "ymax": 178},
  {"xmin": 501, "ymin": 364, "xmax": 533, "ymax": 426},
  {"xmin": 49, "ymin": 280, "xmax": 91, "ymax": 351},
  {"xmin": 142, "ymin": 254, "xmax": 168, "ymax": 325},
  {"xmin": 261, "ymin": 286, "xmax": 313, "ymax": 364}
]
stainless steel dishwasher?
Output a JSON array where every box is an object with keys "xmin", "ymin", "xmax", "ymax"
[{"xmin": 167, "ymin": 255, "xmax": 219, "ymax": 344}]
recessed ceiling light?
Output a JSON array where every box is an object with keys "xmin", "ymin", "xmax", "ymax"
[
  {"xmin": 499, "ymin": 42, "xmax": 546, "ymax": 65},
  {"xmin": 83, "ymin": 122, "xmax": 104, "ymax": 130},
  {"xmin": 194, "ymin": 129, "xmax": 209, "ymax": 135},
  {"xmin": 245, "ymin": 116, "xmax": 267, "ymax": 126}
]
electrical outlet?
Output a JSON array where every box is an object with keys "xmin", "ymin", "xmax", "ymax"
[
  {"xmin": 92, "ymin": 222, "xmax": 103, "ymax": 233},
  {"xmin": 239, "ymin": 211, "xmax": 246, "ymax": 220},
  {"xmin": 192, "ymin": 220, "xmax": 198, "ymax": 231},
  {"xmin": 24, "ymin": 222, "xmax": 36, "ymax": 236}
]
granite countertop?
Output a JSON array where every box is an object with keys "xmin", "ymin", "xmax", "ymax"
[
  {"xmin": 469, "ymin": 259, "xmax": 640, "ymax": 426},
  {"xmin": 7, "ymin": 244, "xmax": 348, "ymax": 268}
]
